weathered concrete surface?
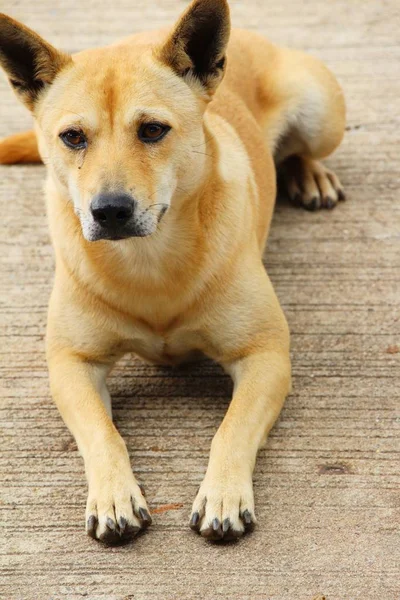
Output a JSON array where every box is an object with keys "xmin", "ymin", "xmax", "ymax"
[{"xmin": 0, "ymin": 1, "xmax": 399, "ymax": 599}]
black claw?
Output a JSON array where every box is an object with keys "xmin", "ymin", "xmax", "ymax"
[
  {"xmin": 99, "ymin": 516, "xmax": 140, "ymax": 545},
  {"xmin": 325, "ymin": 197, "xmax": 336, "ymax": 209},
  {"xmin": 212, "ymin": 518, "xmax": 223, "ymax": 538},
  {"xmin": 242, "ymin": 509, "xmax": 252, "ymax": 524},
  {"xmin": 118, "ymin": 516, "xmax": 141, "ymax": 540},
  {"xmin": 190, "ymin": 511, "xmax": 200, "ymax": 531},
  {"xmin": 212, "ymin": 518, "xmax": 221, "ymax": 531},
  {"xmin": 138, "ymin": 483, "xmax": 146, "ymax": 497},
  {"xmin": 305, "ymin": 197, "xmax": 320, "ymax": 211},
  {"xmin": 87, "ymin": 515, "xmax": 98, "ymax": 539},
  {"xmin": 241, "ymin": 510, "xmax": 255, "ymax": 532},
  {"xmin": 118, "ymin": 516, "xmax": 127, "ymax": 534},
  {"xmin": 222, "ymin": 518, "xmax": 231, "ymax": 533},
  {"xmin": 138, "ymin": 507, "xmax": 152, "ymax": 527},
  {"xmin": 338, "ymin": 189, "xmax": 346, "ymax": 201}
]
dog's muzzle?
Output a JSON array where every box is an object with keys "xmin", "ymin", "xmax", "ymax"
[{"xmin": 89, "ymin": 192, "xmax": 151, "ymax": 241}]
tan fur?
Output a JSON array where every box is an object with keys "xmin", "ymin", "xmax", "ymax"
[
  {"xmin": 0, "ymin": 130, "xmax": 41, "ymax": 163},
  {"xmin": 0, "ymin": 0, "xmax": 345, "ymax": 542}
]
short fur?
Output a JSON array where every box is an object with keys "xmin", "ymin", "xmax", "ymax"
[{"xmin": 0, "ymin": 0, "xmax": 345, "ymax": 543}]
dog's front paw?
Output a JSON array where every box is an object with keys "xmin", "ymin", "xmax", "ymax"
[
  {"xmin": 189, "ymin": 472, "xmax": 256, "ymax": 542},
  {"xmin": 85, "ymin": 461, "xmax": 151, "ymax": 545}
]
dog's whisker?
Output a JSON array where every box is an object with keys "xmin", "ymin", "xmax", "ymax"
[
  {"xmin": 147, "ymin": 202, "xmax": 169, "ymax": 210},
  {"xmin": 56, "ymin": 107, "xmax": 86, "ymax": 120},
  {"xmin": 191, "ymin": 131, "xmax": 217, "ymax": 148},
  {"xmin": 190, "ymin": 150, "xmax": 215, "ymax": 158}
]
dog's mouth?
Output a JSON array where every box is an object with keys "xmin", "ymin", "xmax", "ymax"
[
  {"xmin": 97, "ymin": 231, "xmax": 153, "ymax": 242},
  {"xmin": 85, "ymin": 222, "xmax": 156, "ymax": 242}
]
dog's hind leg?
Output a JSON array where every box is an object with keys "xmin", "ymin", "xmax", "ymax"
[{"xmin": 261, "ymin": 47, "xmax": 346, "ymax": 210}]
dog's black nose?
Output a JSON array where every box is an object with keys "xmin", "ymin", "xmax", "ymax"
[{"xmin": 91, "ymin": 193, "xmax": 134, "ymax": 228}]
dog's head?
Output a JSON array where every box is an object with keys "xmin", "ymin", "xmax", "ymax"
[{"xmin": 0, "ymin": 0, "xmax": 230, "ymax": 241}]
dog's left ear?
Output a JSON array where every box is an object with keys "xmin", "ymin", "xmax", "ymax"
[
  {"xmin": 158, "ymin": 0, "xmax": 230, "ymax": 96},
  {"xmin": 0, "ymin": 14, "xmax": 71, "ymax": 111}
]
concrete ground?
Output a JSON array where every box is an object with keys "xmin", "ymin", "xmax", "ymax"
[{"xmin": 0, "ymin": 1, "xmax": 399, "ymax": 599}]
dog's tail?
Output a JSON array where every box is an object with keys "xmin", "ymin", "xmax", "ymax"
[{"xmin": 0, "ymin": 130, "xmax": 42, "ymax": 164}]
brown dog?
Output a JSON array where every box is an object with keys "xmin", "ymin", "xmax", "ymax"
[{"xmin": 0, "ymin": 0, "xmax": 345, "ymax": 544}]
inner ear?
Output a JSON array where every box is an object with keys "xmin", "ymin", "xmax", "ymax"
[
  {"xmin": 0, "ymin": 14, "xmax": 71, "ymax": 110},
  {"xmin": 182, "ymin": 2, "xmax": 229, "ymax": 80},
  {"xmin": 5, "ymin": 36, "xmax": 45, "ymax": 96},
  {"xmin": 159, "ymin": 0, "xmax": 231, "ymax": 94}
]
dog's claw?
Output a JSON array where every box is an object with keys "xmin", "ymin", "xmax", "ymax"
[
  {"xmin": 138, "ymin": 507, "xmax": 152, "ymax": 527},
  {"xmin": 95, "ymin": 515, "xmax": 142, "ymax": 545},
  {"xmin": 305, "ymin": 197, "xmax": 320, "ymax": 211},
  {"xmin": 87, "ymin": 515, "xmax": 98, "ymax": 539},
  {"xmin": 241, "ymin": 509, "xmax": 256, "ymax": 531},
  {"xmin": 199, "ymin": 515, "xmax": 244, "ymax": 542},
  {"xmin": 222, "ymin": 518, "xmax": 231, "ymax": 533},
  {"xmin": 212, "ymin": 518, "xmax": 221, "ymax": 532},
  {"xmin": 99, "ymin": 518, "xmax": 121, "ymax": 545},
  {"xmin": 119, "ymin": 517, "xmax": 127, "ymax": 532},
  {"xmin": 324, "ymin": 197, "xmax": 336, "ymax": 209},
  {"xmin": 190, "ymin": 511, "xmax": 200, "ymax": 530}
]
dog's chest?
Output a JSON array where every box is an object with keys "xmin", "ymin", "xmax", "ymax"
[{"xmin": 120, "ymin": 320, "xmax": 203, "ymax": 365}]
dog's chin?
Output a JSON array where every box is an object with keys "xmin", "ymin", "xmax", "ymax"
[
  {"xmin": 86, "ymin": 230, "xmax": 155, "ymax": 242},
  {"xmin": 79, "ymin": 207, "xmax": 168, "ymax": 243},
  {"xmin": 82, "ymin": 225, "xmax": 156, "ymax": 243}
]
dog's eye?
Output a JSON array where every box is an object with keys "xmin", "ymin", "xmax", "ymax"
[
  {"xmin": 60, "ymin": 129, "xmax": 87, "ymax": 150},
  {"xmin": 138, "ymin": 122, "xmax": 170, "ymax": 143}
]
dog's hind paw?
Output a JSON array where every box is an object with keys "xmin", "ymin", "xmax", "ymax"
[{"xmin": 279, "ymin": 155, "xmax": 345, "ymax": 211}]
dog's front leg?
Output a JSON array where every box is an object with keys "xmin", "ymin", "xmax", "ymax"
[
  {"xmin": 48, "ymin": 350, "xmax": 151, "ymax": 544},
  {"xmin": 190, "ymin": 347, "xmax": 291, "ymax": 541}
]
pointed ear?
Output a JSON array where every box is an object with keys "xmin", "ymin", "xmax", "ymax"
[
  {"xmin": 158, "ymin": 0, "xmax": 230, "ymax": 96},
  {"xmin": 0, "ymin": 14, "xmax": 71, "ymax": 111}
]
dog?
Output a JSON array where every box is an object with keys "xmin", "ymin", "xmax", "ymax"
[{"xmin": 0, "ymin": 0, "xmax": 345, "ymax": 544}]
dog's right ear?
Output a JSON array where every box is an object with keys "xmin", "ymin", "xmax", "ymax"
[{"xmin": 0, "ymin": 14, "xmax": 71, "ymax": 111}]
